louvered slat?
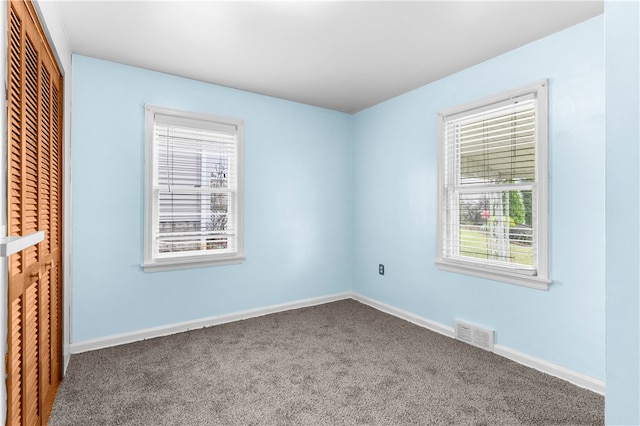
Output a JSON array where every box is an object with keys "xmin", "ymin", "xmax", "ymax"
[
  {"xmin": 24, "ymin": 282, "xmax": 40, "ymax": 423},
  {"xmin": 49, "ymin": 261, "xmax": 60, "ymax": 382},
  {"xmin": 48, "ymin": 64, "xmax": 63, "ymax": 404},
  {"xmin": 8, "ymin": 4, "xmax": 23, "ymax": 275},
  {"xmin": 7, "ymin": 6, "xmax": 25, "ymax": 425},
  {"xmin": 9, "ymin": 296, "xmax": 23, "ymax": 425},
  {"xmin": 40, "ymin": 64, "xmax": 51, "ymax": 255},
  {"xmin": 50, "ymin": 85, "xmax": 60, "ymax": 251},
  {"xmin": 39, "ymin": 267, "xmax": 51, "ymax": 388},
  {"xmin": 24, "ymin": 35, "xmax": 39, "ymax": 268}
]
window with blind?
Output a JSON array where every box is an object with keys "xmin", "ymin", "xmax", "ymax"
[
  {"xmin": 143, "ymin": 105, "xmax": 244, "ymax": 272},
  {"xmin": 435, "ymin": 81, "xmax": 550, "ymax": 289}
]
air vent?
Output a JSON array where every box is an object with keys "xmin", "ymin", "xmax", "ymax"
[{"xmin": 455, "ymin": 320, "xmax": 494, "ymax": 351}]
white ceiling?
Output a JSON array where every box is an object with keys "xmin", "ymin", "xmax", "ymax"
[{"xmin": 54, "ymin": 1, "xmax": 603, "ymax": 113}]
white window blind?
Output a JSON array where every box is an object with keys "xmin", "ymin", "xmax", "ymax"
[
  {"xmin": 436, "ymin": 81, "xmax": 550, "ymax": 289},
  {"xmin": 143, "ymin": 106, "xmax": 244, "ymax": 272}
]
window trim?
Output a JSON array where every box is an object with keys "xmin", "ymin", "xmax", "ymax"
[
  {"xmin": 435, "ymin": 80, "xmax": 551, "ymax": 290},
  {"xmin": 142, "ymin": 104, "xmax": 245, "ymax": 272}
]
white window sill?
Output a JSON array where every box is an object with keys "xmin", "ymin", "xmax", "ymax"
[
  {"xmin": 142, "ymin": 254, "xmax": 245, "ymax": 273},
  {"xmin": 435, "ymin": 260, "xmax": 551, "ymax": 290}
]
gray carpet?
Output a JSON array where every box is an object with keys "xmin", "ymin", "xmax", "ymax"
[{"xmin": 48, "ymin": 299, "xmax": 604, "ymax": 425}]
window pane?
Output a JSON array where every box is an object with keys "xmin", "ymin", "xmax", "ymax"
[
  {"xmin": 458, "ymin": 108, "xmax": 535, "ymax": 185},
  {"xmin": 456, "ymin": 190, "xmax": 533, "ymax": 267},
  {"xmin": 154, "ymin": 122, "xmax": 235, "ymax": 256},
  {"xmin": 157, "ymin": 191, "xmax": 234, "ymax": 255}
]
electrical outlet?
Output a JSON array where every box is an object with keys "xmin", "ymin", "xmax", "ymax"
[{"xmin": 379, "ymin": 264, "xmax": 384, "ymax": 275}]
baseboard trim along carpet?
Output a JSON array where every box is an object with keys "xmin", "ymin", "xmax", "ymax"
[
  {"xmin": 69, "ymin": 292, "xmax": 352, "ymax": 354},
  {"xmin": 69, "ymin": 290, "xmax": 604, "ymax": 395},
  {"xmin": 492, "ymin": 345, "xmax": 605, "ymax": 395},
  {"xmin": 350, "ymin": 293, "xmax": 457, "ymax": 339},
  {"xmin": 351, "ymin": 292, "xmax": 605, "ymax": 395}
]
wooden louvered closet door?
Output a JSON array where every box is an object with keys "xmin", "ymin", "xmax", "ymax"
[{"xmin": 6, "ymin": 0, "xmax": 63, "ymax": 424}]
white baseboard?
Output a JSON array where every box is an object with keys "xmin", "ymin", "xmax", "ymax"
[
  {"xmin": 350, "ymin": 292, "xmax": 455, "ymax": 338},
  {"xmin": 350, "ymin": 292, "xmax": 605, "ymax": 395},
  {"xmin": 63, "ymin": 353, "xmax": 70, "ymax": 375},
  {"xmin": 493, "ymin": 345, "xmax": 605, "ymax": 395},
  {"xmin": 69, "ymin": 290, "xmax": 605, "ymax": 395},
  {"xmin": 69, "ymin": 292, "xmax": 351, "ymax": 354}
]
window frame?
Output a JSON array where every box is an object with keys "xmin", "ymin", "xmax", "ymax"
[
  {"xmin": 142, "ymin": 104, "xmax": 245, "ymax": 272},
  {"xmin": 435, "ymin": 80, "xmax": 551, "ymax": 290}
]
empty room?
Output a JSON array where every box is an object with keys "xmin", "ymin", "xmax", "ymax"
[{"xmin": 1, "ymin": 0, "xmax": 638, "ymax": 425}]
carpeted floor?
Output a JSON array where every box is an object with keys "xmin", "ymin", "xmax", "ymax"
[{"xmin": 48, "ymin": 299, "xmax": 604, "ymax": 425}]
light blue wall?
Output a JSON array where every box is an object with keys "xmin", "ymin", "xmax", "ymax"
[
  {"xmin": 55, "ymin": 5, "xmax": 640, "ymax": 422},
  {"xmin": 352, "ymin": 16, "xmax": 605, "ymax": 380},
  {"xmin": 605, "ymin": 1, "xmax": 640, "ymax": 423},
  {"xmin": 71, "ymin": 55, "xmax": 353, "ymax": 342},
  {"xmin": 72, "ymin": 17, "xmax": 609, "ymax": 384}
]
